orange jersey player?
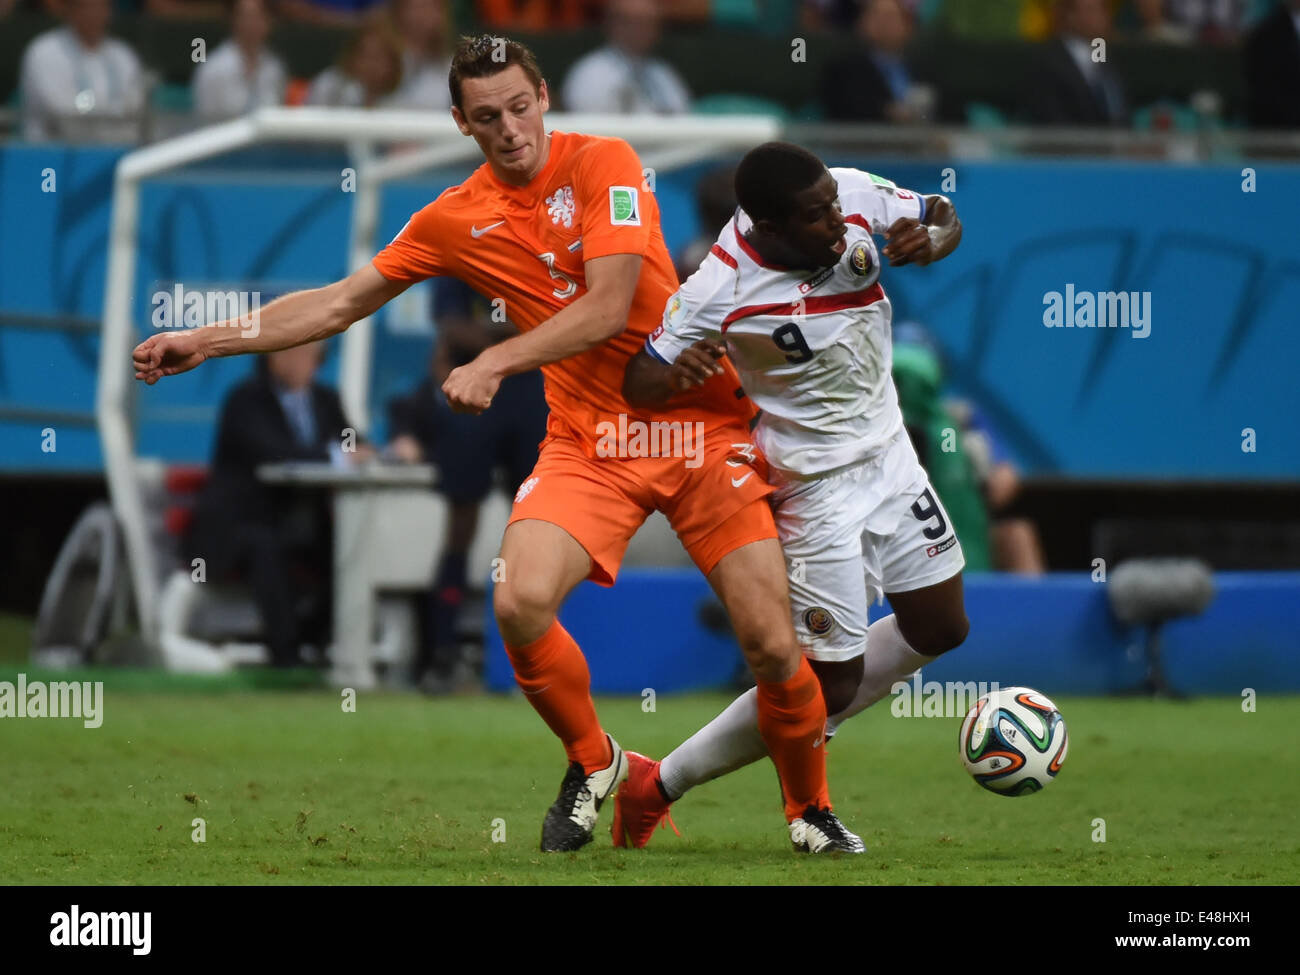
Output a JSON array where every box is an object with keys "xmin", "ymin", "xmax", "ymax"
[{"xmin": 133, "ymin": 34, "xmax": 863, "ymax": 854}]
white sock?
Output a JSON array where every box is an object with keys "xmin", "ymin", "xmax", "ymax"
[
  {"xmin": 657, "ymin": 616, "xmax": 936, "ymax": 800},
  {"xmin": 658, "ymin": 687, "xmax": 766, "ymax": 800},
  {"xmin": 825, "ymin": 614, "xmax": 936, "ymax": 737}
]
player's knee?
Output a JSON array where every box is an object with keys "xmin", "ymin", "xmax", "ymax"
[
  {"xmin": 492, "ymin": 577, "xmax": 559, "ymax": 644},
  {"xmin": 904, "ymin": 612, "xmax": 969, "ymax": 657},
  {"xmin": 736, "ymin": 627, "xmax": 800, "ymax": 682}
]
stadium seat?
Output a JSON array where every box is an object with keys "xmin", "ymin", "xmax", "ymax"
[
  {"xmin": 150, "ymin": 83, "xmax": 193, "ymax": 113},
  {"xmin": 691, "ymin": 94, "xmax": 789, "ymax": 119}
]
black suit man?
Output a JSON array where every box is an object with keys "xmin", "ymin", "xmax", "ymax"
[{"xmin": 186, "ymin": 342, "xmax": 369, "ymax": 666}]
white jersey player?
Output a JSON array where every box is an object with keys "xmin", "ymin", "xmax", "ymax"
[{"xmin": 615, "ymin": 142, "xmax": 970, "ymax": 850}]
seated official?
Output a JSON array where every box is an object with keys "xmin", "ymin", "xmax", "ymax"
[{"xmin": 186, "ymin": 342, "xmax": 373, "ymax": 667}]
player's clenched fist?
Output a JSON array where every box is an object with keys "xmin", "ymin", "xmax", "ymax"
[
  {"xmin": 133, "ymin": 330, "xmax": 210, "ymax": 384},
  {"xmin": 881, "ymin": 217, "xmax": 935, "ymax": 267},
  {"xmin": 443, "ymin": 358, "xmax": 502, "ymax": 414},
  {"xmin": 669, "ymin": 339, "xmax": 726, "ymax": 392}
]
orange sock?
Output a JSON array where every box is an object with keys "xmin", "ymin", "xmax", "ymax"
[
  {"xmin": 755, "ymin": 656, "xmax": 830, "ymax": 821},
  {"xmin": 505, "ymin": 620, "xmax": 611, "ymax": 774}
]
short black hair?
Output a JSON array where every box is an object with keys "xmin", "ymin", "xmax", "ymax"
[
  {"xmin": 449, "ymin": 34, "xmax": 545, "ymax": 111},
  {"xmin": 734, "ymin": 142, "xmax": 827, "ymax": 224}
]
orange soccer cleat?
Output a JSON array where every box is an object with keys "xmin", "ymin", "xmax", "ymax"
[{"xmin": 611, "ymin": 751, "xmax": 680, "ymax": 849}]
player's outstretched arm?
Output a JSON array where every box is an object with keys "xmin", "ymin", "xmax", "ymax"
[
  {"xmin": 882, "ymin": 194, "xmax": 962, "ymax": 268},
  {"xmin": 441, "ymin": 253, "xmax": 642, "ymax": 414},
  {"xmin": 132, "ymin": 264, "xmax": 410, "ymax": 385},
  {"xmin": 622, "ymin": 340, "xmax": 728, "ymax": 407}
]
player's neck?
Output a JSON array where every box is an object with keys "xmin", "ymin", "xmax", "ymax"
[{"xmin": 492, "ymin": 132, "xmax": 553, "ymax": 188}]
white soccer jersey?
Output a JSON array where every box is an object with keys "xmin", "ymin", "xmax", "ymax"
[{"xmin": 646, "ymin": 167, "xmax": 927, "ymax": 477}]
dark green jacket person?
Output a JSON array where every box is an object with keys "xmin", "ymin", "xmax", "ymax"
[{"xmin": 892, "ymin": 340, "xmax": 992, "ymax": 571}]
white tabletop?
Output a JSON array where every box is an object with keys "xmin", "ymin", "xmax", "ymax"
[{"xmin": 256, "ymin": 461, "xmax": 437, "ymax": 488}]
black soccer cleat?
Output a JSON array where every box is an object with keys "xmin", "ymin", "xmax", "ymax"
[
  {"xmin": 540, "ymin": 736, "xmax": 628, "ymax": 852},
  {"xmin": 789, "ymin": 805, "xmax": 867, "ymax": 854}
]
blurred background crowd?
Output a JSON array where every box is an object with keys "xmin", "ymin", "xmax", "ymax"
[
  {"xmin": 3, "ymin": 0, "xmax": 1299, "ymax": 143},
  {"xmin": 4, "ymin": 0, "xmax": 1296, "ymax": 690}
]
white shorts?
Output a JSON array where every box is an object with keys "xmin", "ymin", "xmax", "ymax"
[{"xmin": 770, "ymin": 430, "xmax": 966, "ymax": 663}]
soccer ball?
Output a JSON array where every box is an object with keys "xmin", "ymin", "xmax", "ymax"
[{"xmin": 959, "ymin": 686, "xmax": 1068, "ymax": 796}]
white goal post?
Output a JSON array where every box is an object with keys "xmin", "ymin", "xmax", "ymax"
[{"xmin": 98, "ymin": 107, "xmax": 782, "ymax": 647}]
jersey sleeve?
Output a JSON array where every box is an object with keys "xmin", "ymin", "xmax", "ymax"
[
  {"xmin": 574, "ymin": 137, "xmax": 652, "ymax": 261},
  {"xmin": 371, "ymin": 197, "xmax": 451, "ymax": 283},
  {"xmin": 644, "ymin": 254, "xmax": 734, "ymax": 365},
  {"xmin": 831, "ymin": 167, "xmax": 927, "ymax": 235}
]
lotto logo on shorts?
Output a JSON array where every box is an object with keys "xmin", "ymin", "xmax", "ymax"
[
  {"xmin": 926, "ymin": 536, "xmax": 957, "ymax": 558},
  {"xmin": 515, "ymin": 476, "xmax": 540, "ymax": 503}
]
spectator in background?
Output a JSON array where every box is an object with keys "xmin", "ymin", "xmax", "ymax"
[
  {"xmin": 674, "ymin": 165, "xmax": 737, "ymax": 282},
  {"xmin": 388, "ymin": 0, "xmax": 452, "ymax": 110},
  {"xmin": 1023, "ymin": 0, "xmax": 1127, "ymax": 125},
  {"xmin": 19, "ymin": 0, "xmax": 145, "ymax": 143},
  {"xmin": 1244, "ymin": 0, "xmax": 1300, "ymax": 128},
  {"xmin": 306, "ymin": 16, "xmax": 404, "ymax": 108},
  {"xmin": 277, "ymin": 0, "xmax": 387, "ymax": 29},
  {"xmin": 820, "ymin": 0, "xmax": 934, "ymax": 123},
  {"xmin": 937, "ymin": 0, "xmax": 1048, "ymax": 38},
  {"xmin": 192, "ymin": 0, "xmax": 287, "ymax": 122},
  {"xmin": 186, "ymin": 342, "xmax": 374, "ymax": 668},
  {"xmin": 1130, "ymin": 0, "xmax": 1251, "ymax": 44},
  {"xmin": 802, "ymin": 0, "xmax": 931, "ymax": 31},
  {"xmin": 385, "ymin": 278, "xmax": 548, "ymax": 692},
  {"xmin": 562, "ymin": 0, "xmax": 692, "ymax": 114},
  {"xmin": 892, "ymin": 323, "xmax": 1046, "ymax": 575},
  {"xmin": 476, "ymin": 0, "xmax": 600, "ymax": 31},
  {"xmin": 144, "ymin": 0, "xmax": 229, "ymax": 19}
]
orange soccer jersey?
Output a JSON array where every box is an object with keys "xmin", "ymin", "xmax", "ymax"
[{"xmin": 371, "ymin": 129, "xmax": 754, "ymax": 449}]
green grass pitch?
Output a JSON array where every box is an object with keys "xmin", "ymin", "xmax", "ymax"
[{"xmin": 3, "ymin": 666, "xmax": 1298, "ymax": 885}]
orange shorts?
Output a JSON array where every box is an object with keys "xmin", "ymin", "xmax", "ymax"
[{"xmin": 508, "ymin": 425, "xmax": 777, "ymax": 586}]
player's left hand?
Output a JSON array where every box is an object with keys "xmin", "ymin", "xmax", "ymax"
[
  {"xmin": 882, "ymin": 218, "xmax": 935, "ymax": 267},
  {"xmin": 443, "ymin": 359, "xmax": 502, "ymax": 414},
  {"xmin": 670, "ymin": 339, "xmax": 727, "ymax": 391}
]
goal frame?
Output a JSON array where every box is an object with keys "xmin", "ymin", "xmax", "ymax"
[{"xmin": 98, "ymin": 107, "xmax": 781, "ymax": 645}]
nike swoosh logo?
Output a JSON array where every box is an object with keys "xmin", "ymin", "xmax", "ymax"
[
  {"xmin": 471, "ymin": 221, "xmax": 505, "ymax": 238},
  {"xmin": 731, "ymin": 472, "xmax": 754, "ymax": 488}
]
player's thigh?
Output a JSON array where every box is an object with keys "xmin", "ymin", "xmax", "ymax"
[
  {"xmin": 505, "ymin": 436, "xmax": 652, "ymax": 590},
  {"xmin": 786, "ymin": 550, "xmax": 871, "ymax": 667},
  {"xmin": 705, "ymin": 532, "xmax": 800, "ymax": 680},
  {"xmin": 495, "ymin": 517, "xmax": 593, "ymax": 623},
  {"xmin": 772, "ymin": 470, "xmax": 872, "ymax": 666},
  {"xmin": 875, "ymin": 482, "xmax": 969, "ymax": 655}
]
